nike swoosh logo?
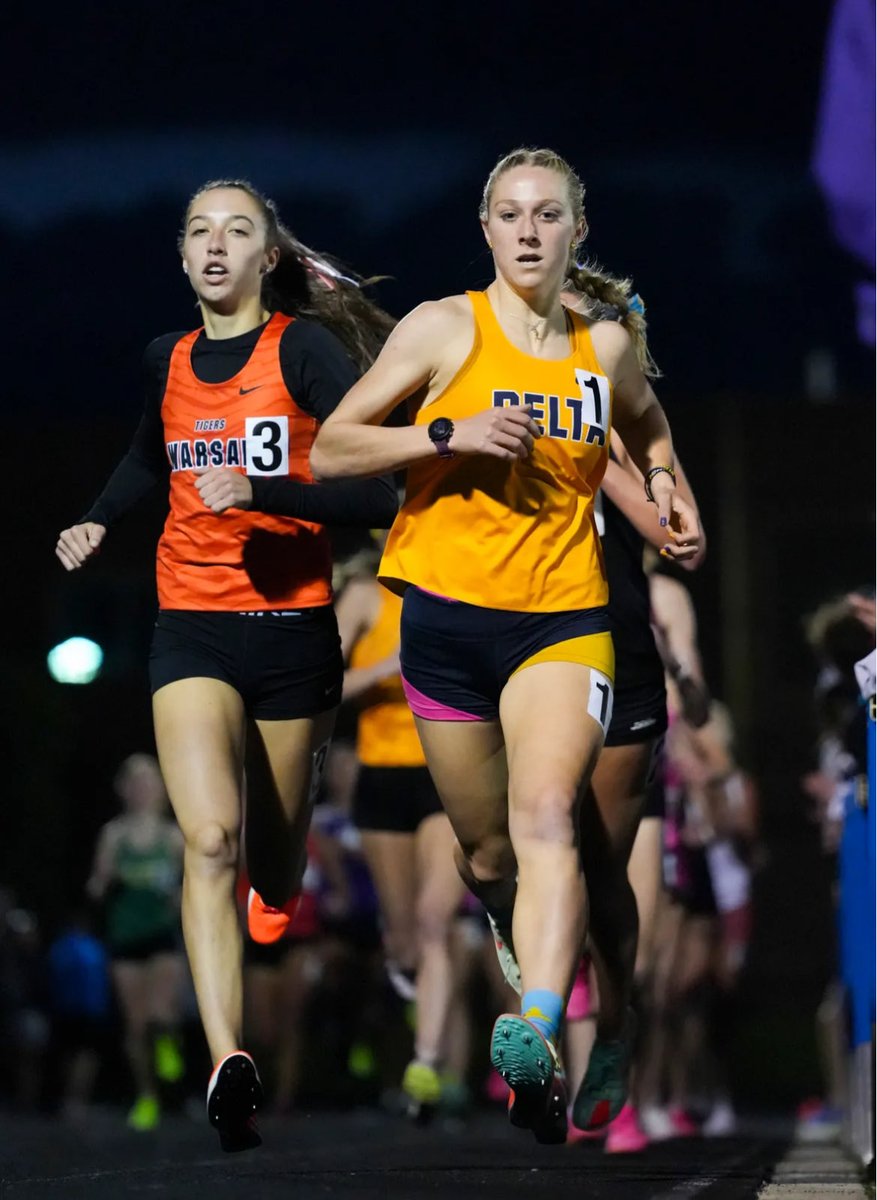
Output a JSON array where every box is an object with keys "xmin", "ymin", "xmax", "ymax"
[
  {"xmin": 630, "ymin": 718, "xmax": 657, "ymax": 731},
  {"xmin": 239, "ymin": 385, "xmax": 261, "ymax": 395}
]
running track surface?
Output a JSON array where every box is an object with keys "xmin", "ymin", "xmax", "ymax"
[{"xmin": 0, "ymin": 1110, "xmax": 864, "ymax": 1198}]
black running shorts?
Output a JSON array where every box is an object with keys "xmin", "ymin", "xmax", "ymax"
[
  {"xmin": 642, "ymin": 737, "xmax": 667, "ymax": 820},
  {"xmin": 353, "ymin": 765, "xmax": 443, "ymax": 834},
  {"xmin": 109, "ymin": 931, "xmax": 180, "ymax": 962},
  {"xmin": 149, "ymin": 607, "xmax": 342, "ymax": 720},
  {"xmin": 604, "ymin": 677, "xmax": 668, "ymax": 748}
]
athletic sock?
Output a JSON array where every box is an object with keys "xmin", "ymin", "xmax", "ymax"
[{"xmin": 521, "ymin": 988, "xmax": 564, "ymax": 1045}]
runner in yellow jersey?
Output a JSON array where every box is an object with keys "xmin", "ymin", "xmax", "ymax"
[
  {"xmin": 335, "ymin": 547, "xmax": 466, "ymax": 1122},
  {"xmin": 311, "ymin": 147, "xmax": 700, "ymax": 1144}
]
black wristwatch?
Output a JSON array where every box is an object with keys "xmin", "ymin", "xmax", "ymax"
[{"xmin": 427, "ymin": 416, "xmax": 455, "ymax": 459}]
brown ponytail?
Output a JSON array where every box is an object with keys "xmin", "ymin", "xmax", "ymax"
[{"xmin": 181, "ymin": 179, "xmax": 396, "ymax": 373}]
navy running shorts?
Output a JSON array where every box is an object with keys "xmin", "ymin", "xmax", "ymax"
[{"xmin": 399, "ymin": 586, "xmax": 611, "ymax": 722}]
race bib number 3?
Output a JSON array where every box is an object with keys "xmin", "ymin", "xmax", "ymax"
[{"xmin": 245, "ymin": 416, "xmax": 289, "ymax": 476}]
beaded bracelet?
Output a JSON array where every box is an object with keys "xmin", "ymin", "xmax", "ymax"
[{"xmin": 644, "ymin": 464, "xmax": 676, "ymax": 503}]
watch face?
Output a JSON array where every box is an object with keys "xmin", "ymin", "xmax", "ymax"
[{"xmin": 430, "ymin": 417, "xmax": 453, "ymax": 441}]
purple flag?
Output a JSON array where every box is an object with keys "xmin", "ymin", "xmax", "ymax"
[{"xmin": 812, "ymin": 0, "xmax": 876, "ymax": 345}]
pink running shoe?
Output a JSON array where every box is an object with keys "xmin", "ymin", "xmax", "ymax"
[
  {"xmin": 484, "ymin": 1067, "xmax": 510, "ymax": 1105},
  {"xmin": 566, "ymin": 955, "xmax": 593, "ymax": 1022},
  {"xmin": 566, "ymin": 1106, "xmax": 605, "ymax": 1145},
  {"xmin": 605, "ymin": 1103, "xmax": 649, "ymax": 1154},
  {"xmin": 667, "ymin": 1105, "xmax": 700, "ymax": 1137}
]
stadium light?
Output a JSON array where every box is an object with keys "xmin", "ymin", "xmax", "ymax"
[{"xmin": 47, "ymin": 636, "xmax": 104, "ymax": 685}]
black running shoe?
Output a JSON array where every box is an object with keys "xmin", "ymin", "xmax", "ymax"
[{"xmin": 206, "ymin": 1052, "xmax": 263, "ymax": 1152}]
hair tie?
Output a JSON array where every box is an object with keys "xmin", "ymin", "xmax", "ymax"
[
  {"xmin": 304, "ymin": 255, "xmax": 360, "ymax": 289},
  {"xmin": 628, "ymin": 292, "xmax": 645, "ymax": 315}
]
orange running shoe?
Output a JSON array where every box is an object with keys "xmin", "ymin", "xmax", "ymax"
[{"xmin": 247, "ymin": 888, "xmax": 301, "ymax": 945}]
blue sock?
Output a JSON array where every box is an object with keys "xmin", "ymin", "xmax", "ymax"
[{"xmin": 521, "ymin": 988, "xmax": 564, "ymax": 1045}]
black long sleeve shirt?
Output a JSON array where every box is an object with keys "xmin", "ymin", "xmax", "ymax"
[{"xmin": 80, "ymin": 317, "xmax": 397, "ymax": 529}]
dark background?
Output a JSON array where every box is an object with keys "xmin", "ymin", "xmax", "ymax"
[{"xmin": 2, "ymin": 1, "xmax": 874, "ymax": 1107}]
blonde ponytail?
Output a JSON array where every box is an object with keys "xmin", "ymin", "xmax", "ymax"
[{"xmin": 566, "ymin": 262, "xmax": 660, "ymax": 379}]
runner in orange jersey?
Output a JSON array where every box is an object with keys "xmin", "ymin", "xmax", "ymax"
[{"xmin": 56, "ymin": 179, "xmax": 397, "ymax": 1151}]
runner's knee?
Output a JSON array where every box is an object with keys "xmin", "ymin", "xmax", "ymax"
[
  {"xmin": 415, "ymin": 896, "xmax": 456, "ymax": 947},
  {"xmin": 185, "ymin": 821, "xmax": 238, "ymax": 873},
  {"xmin": 457, "ymin": 833, "xmax": 516, "ymax": 883},
  {"xmin": 509, "ymin": 784, "xmax": 579, "ymax": 848}
]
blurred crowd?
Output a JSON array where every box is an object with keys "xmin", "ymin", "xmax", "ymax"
[
  {"xmin": 797, "ymin": 586, "xmax": 875, "ymax": 1154},
  {"xmin": 1, "ymin": 563, "xmax": 872, "ymax": 1157}
]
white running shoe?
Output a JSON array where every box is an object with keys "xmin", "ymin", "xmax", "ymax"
[
  {"xmin": 639, "ymin": 1104, "xmax": 676, "ymax": 1142},
  {"xmin": 702, "ymin": 1100, "xmax": 737, "ymax": 1137}
]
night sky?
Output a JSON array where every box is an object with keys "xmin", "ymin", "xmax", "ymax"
[{"xmin": 5, "ymin": 0, "xmax": 869, "ymax": 408}]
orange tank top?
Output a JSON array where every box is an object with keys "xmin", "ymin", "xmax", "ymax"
[
  {"xmin": 156, "ymin": 313, "xmax": 332, "ymax": 611},
  {"xmin": 379, "ymin": 291, "xmax": 610, "ymax": 612},
  {"xmin": 349, "ymin": 585, "xmax": 426, "ymax": 767}
]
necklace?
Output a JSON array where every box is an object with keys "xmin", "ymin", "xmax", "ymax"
[{"xmin": 500, "ymin": 306, "xmax": 561, "ymax": 342}]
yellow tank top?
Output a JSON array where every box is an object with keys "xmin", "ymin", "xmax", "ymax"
[
  {"xmin": 349, "ymin": 585, "xmax": 426, "ymax": 767},
  {"xmin": 379, "ymin": 291, "xmax": 610, "ymax": 612}
]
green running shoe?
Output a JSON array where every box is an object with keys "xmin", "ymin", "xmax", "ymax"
[
  {"xmin": 154, "ymin": 1032, "xmax": 185, "ymax": 1084},
  {"xmin": 490, "ymin": 1014, "xmax": 567, "ymax": 1144},
  {"xmin": 402, "ymin": 1059, "xmax": 442, "ymax": 1124},
  {"xmin": 347, "ymin": 1040, "xmax": 378, "ymax": 1081},
  {"xmin": 572, "ymin": 1008, "xmax": 636, "ymax": 1132},
  {"xmin": 439, "ymin": 1073, "xmax": 472, "ymax": 1119},
  {"xmin": 127, "ymin": 1094, "xmax": 160, "ymax": 1132}
]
